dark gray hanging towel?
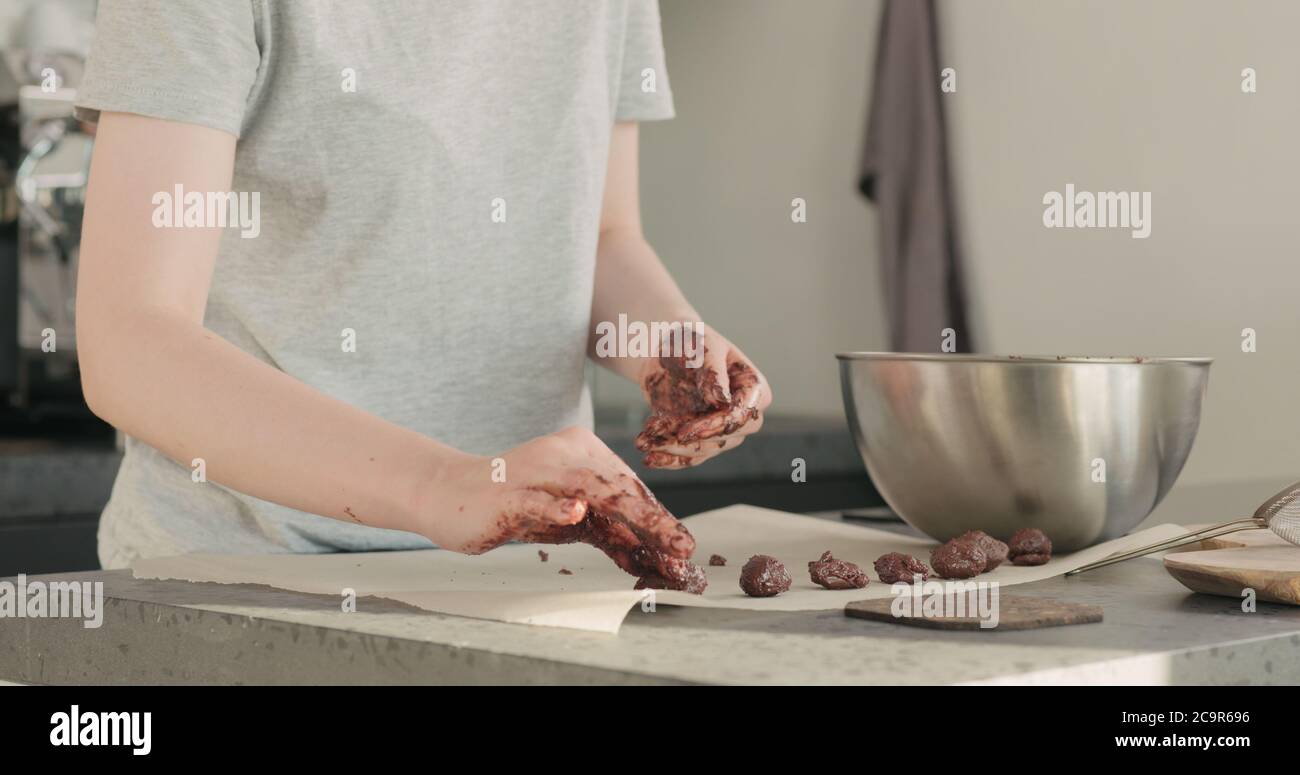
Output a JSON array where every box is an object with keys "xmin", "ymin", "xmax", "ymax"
[{"xmin": 859, "ymin": 0, "xmax": 973, "ymax": 353}]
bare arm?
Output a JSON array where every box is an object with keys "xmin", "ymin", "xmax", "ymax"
[
  {"xmin": 589, "ymin": 122, "xmax": 699, "ymax": 382},
  {"xmin": 76, "ymin": 111, "xmax": 457, "ymax": 533},
  {"xmin": 591, "ymin": 122, "xmax": 772, "ymax": 468},
  {"xmin": 76, "ymin": 112, "xmax": 692, "ymax": 568}
]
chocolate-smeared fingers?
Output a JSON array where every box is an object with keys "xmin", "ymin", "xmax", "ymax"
[
  {"xmin": 506, "ymin": 490, "xmax": 587, "ymax": 529},
  {"xmin": 545, "ymin": 467, "xmax": 703, "ymax": 590},
  {"xmin": 606, "ymin": 472, "xmax": 696, "ymax": 558},
  {"xmin": 550, "ymin": 468, "xmax": 694, "ymax": 558},
  {"xmin": 632, "ymin": 548, "xmax": 708, "ymax": 594},
  {"xmin": 637, "ymin": 358, "xmax": 765, "ymax": 468},
  {"xmin": 668, "ymin": 362, "xmax": 763, "ymax": 444},
  {"xmin": 523, "ymin": 507, "xmax": 705, "ymax": 593},
  {"xmin": 585, "ymin": 512, "xmax": 704, "ymax": 594},
  {"xmin": 637, "ymin": 332, "xmax": 729, "ymax": 454},
  {"xmin": 639, "ymin": 434, "xmax": 748, "ymax": 470},
  {"xmin": 461, "ymin": 491, "xmax": 585, "ymax": 555},
  {"xmin": 639, "ymin": 433, "xmax": 747, "ymax": 459},
  {"xmin": 640, "ymin": 450, "xmax": 700, "ymax": 469}
]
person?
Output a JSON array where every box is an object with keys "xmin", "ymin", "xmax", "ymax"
[{"xmin": 72, "ymin": 0, "xmax": 770, "ymax": 575}]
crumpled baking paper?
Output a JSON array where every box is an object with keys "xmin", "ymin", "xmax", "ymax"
[{"xmin": 133, "ymin": 505, "xmax": 1187, "ymax": 634}]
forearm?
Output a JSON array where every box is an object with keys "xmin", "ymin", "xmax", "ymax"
[
  {"xmin": 589, "ymin": 226, "xmax": 700, "ymax": 382},
  {"xmin": 77, "ymin": 309, "xmax": 462, "ymax": 535}
]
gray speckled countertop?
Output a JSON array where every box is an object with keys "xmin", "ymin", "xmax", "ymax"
[{"xmin": 3, "ymin": 478, "xmax": 1299, "ymax": 685}]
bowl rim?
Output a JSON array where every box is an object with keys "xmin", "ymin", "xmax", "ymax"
[{"xmin": 835, "ymin": 352, "xmax": 1213, "ymax": 365}]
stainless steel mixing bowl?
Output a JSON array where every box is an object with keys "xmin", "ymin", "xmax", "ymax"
[{"xmin": 837, "ymin": 353, "xmax": 1212, "ymax": 552}]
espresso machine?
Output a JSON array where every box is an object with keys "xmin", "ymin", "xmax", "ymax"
[{"xmin": 0, "ymin": 0, "xmax": 105, "ymax": 434}]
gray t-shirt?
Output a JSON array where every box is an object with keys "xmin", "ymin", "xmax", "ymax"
[{"xmin": 75, "ymin": 0, "xmax": 675, "ymax": 568}]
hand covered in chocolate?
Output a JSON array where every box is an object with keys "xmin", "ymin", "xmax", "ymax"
[
  {"xmin": 635, "ymin": 328, "xmax": 771, "ymax": 469},
  {"xmin": 425, "ymin": 427, "xmax": 704, "ymax": 592}
]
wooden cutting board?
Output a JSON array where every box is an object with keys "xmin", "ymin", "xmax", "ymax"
[
  {"xmin": 1162, "ymin": 523, "xmax": 1300, "ymax": 605},
  {"xmin": 844, "ymin": 594, "xmax": 1102, "ymax": 631}
]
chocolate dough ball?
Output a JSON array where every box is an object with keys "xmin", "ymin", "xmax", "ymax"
[
  {"xmin": 807, "ymin": 551, "xmax": 869, "ymax": 590},
  {"xmin": 874, "ymin": 552, "xmax": 930, "ymax": 584},
  {"xmin": 1008, "ymin": 528, "xmax": 1053, "ymax": 566},
  {"xmin": 930, "ymin": 540, "xmax": 988, "ymax": 579},
  {"xmin": 739, "ymin": 554, "xmax": 792, "ymax": 597},
  {"xmin": 953, "ymin": 530, "xmax": 1009, "ymax": 572},
  {"xmin": 634, "ymin": 560, "xmax": 708, "ymax": 594},
  {"xmin": 708, "ymin": 554, "xmax": 727, "ymax": 567}
]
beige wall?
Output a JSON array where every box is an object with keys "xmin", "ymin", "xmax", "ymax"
[
  {"xmin": 940, "ymin": 0, "xmax": 1300, "ymax": 485},
  {"xmin": 605, "ymin": 0, "xmax": 1298, "ymax": 488},
  {"xmin": 594, "ymin": 0, "xmax": 887, "ymax": 417}
]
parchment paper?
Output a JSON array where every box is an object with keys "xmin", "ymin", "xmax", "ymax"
[{"xmin": 133, "ymin": 505, "xmax": 1188, "ymax": 633}]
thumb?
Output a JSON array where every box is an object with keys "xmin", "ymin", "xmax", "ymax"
[
  {"xmin": 514, "ymin": 490, "xmax": 587, "ymax": 527},
  {"xmin": 695, "ymin": 336, "xmax": 731, "ymax": 407}
]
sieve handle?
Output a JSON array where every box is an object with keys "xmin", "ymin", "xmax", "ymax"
[{"xmin": 1065, "ymin": 519, "xmax": 1264, "ymax": 577}]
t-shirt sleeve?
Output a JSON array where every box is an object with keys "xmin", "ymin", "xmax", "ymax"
[
  {"xmin": 615, "ymin": 0, "xmax": 676, "ymax": 122},
  {"xmin": 75, "ymin": 0, "xmax": 261, "ymax": 138}
]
